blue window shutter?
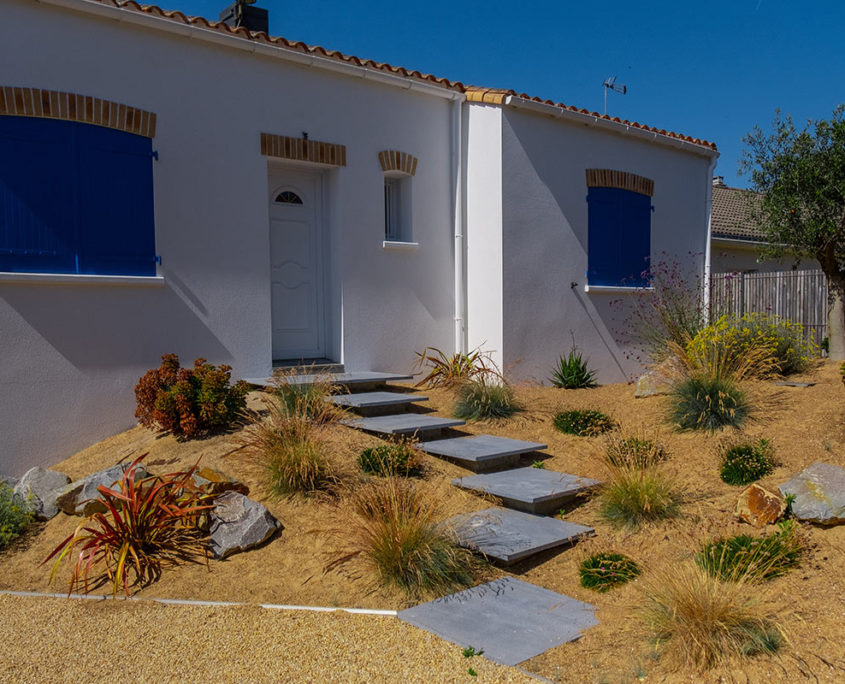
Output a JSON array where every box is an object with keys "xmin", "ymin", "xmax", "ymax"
[
  {"xmin": 587, "ymin": 186, "xmax": 650, "ymax": 287},
  {"xmin": 76, "ymin": 124, "xmax": 156, "ymax": 276},
  {"xmin": 0, "ymin": 116, "xmax": 79, "ymax": 274}
]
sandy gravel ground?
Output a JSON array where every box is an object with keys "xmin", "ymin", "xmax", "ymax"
[{"xmin": 0, "ymin": 594, "xmax": 534, "ymax": 683}]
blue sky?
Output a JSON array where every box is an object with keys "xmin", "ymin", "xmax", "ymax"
[{"xmin": 165, "ymin": 1, "xmax": 842, "ymax": 187}]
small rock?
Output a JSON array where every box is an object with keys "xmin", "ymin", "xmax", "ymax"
[
  {"xmin": 192, "ymin": 467, "xmax": 250, "ymax": 497},
  {"xmin": 735, "ymin": 483, "xmax": 786, "ymax": 527},
  {"xmin": 634, "ymin": 358, "xmax": 678, "ymax": 398},
  {"xmin": 56, "ymin": 463, "xmax": 148, "ymax": 517},
  {"xmin": 779, "ymin": 463, "xmax": 845, "ymax": 525},
  {"xmin": 13, "ymin": 467, "xmax": 72, "ymax": 520},
  {"xmin": 209, "ymin": 491, "xmax": 281, "ymax": 559}
]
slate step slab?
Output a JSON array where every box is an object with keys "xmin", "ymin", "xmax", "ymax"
[
  {"xmin": 328, "ymin": 391, "xmax": 428, "ymax": 416},
  {"xmin": 341, "ymin": 413, "xmax": 465, "ymax": 440},
  {"xmin": 398, "ymin": 576, "xmax": 597, "ymax": 666},
  {"xmin": 452, "ymin": 467, "xmax": 601, "ymax": 515},
  {"xmin": 420, "ymin": 434, "xmax": 547, "ymax": 472},
  {"xmin": 448, "ymin": 507, "xmax": 593, "ymax": 564}
]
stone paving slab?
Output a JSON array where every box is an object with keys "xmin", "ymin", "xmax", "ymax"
[
  {"xmin": 420, "ymin": 435, "xmax": 547, "ymax": 472},
  {"xmin": 452, "ymin": 468, "xmax": 601, "ymax": 515},
  {"xmin": 448, "ymin": 507, "xmax": 593, "ymax": 564},
  {"xmin": 327, "ymin": 391, "xmax": 428, "ymax": 408},
  {"xmin": 774, "ymin": 381, "xmax": 816, "ymax": 387},
  {"xmin": 341, "ymin": 413, "xmax": 465, "ymax": 438},
  {"xmin": 243, "ymin": 371, "xmax": 413, "ymax": 388},
  {"xmin": 397, "ymin": 576, "xmax": 597, "ymax": 666}
]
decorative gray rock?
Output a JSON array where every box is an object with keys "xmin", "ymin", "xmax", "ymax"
[
  {"xmin": 634, "ymin": 358, "xmax": 678, "ymax": 398},
  {"xmin": 779, "ymin": 463, "xmax": 845, "ymax": 525},
  {"xmin": 13, "ymin": 467, "xmax": 72, "ymax": 520},
  {"xmin": 209, "ymin": 491, "xmax": 281, "ymax": 559},
  {"xmin": 56, "ymin": 463, "xmax": 148, "ymax": 517}
]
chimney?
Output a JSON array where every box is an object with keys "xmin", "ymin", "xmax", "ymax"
[
  {"xmin": 712, "ymin": 176, "xmax": 727, "ymax": 188},
  {"xmin": 219, "ymin": 1, "xmax": 269, "ymax": 34}
]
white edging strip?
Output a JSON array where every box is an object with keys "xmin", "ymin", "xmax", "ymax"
[{"xmin": 0, "ymin": 590, "xmax": 397, "ymax": 616}]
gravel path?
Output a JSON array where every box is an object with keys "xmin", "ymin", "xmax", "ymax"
[{"xmin": 0, "ymin": 595, "xmax": 535, "ymax": 683}]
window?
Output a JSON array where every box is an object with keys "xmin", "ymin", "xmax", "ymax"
[
  {"xmin": 0, "ymin": 116, "xmax": 156, "ymax": 277},
  {"xmin": 587, "ymin": 186, "xmax": 651, "ymax": 287},
  {"xmin": 275, "ymin": 190, "xmax": 303, "ymax": 204},
  {"xmin": 384, "ymin": 177, "xmax": 402, "ymax": 241}
]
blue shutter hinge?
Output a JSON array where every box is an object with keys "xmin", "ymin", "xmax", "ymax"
[
  {"xmin": 151, "ymin": 150, "xmax": 159, "ymax": 161},
  {"xmin": 155, "ymin": 255, "xmax": 162, "ymax": 265}
]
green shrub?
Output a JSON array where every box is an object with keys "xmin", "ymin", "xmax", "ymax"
[
  {"xmin": 687, "ymin": 313, "xmax": 816, "ymax": 377},
  {"xmin": 720, "ymin": 439, "xmax": 775, "ymax": 486},
  {"xmin": 579, "ymin": 552, "xmax": 640, "ymax": 592},
  {"xmin": 553, "ymin": 409, "xmax": 614, "ymax": 436},
  {"xmin": 550, "ymin": 343, "xmax": 597, "ymax": 389},
  {"xmin": 0, "ymin": 483, "xmax": 33, "ymax": 550},
  {"xmin": 696, "ymin": 521, "xmax": 803, "ymax": 582},
  {"xmin": 604, "ymin": 434, "xmax": 668, "ymax": 469},
  {"xmin": 599, "ymin": 466, "xmax": 682, "ymax": 528},
  {"xmin": 669, "ymin": 375, "xmax": 750, "ymax": 432},
  {"xmin": 358, "ymin": 443, "xmax": 422, "ymax": 477},
  {"xmin": 453, "ymin": 379, "xmax": 520, "ymax": 421},
  {"xmin": 134, "ymin": 354, "xmax": 249, "ymax": 438}
]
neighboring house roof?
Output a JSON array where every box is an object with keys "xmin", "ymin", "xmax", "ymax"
[
  {"xmin": 70, "ymin": 0, "xmax": 717, "ymax": 153},
  {"xmin": 711, "ymin": 179, "xmax": 765, "ymax": 241}
]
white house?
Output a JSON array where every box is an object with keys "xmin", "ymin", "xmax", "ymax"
[{"xmin": 0, "ymin": 0, "xmax": 718, "ymax": 476}]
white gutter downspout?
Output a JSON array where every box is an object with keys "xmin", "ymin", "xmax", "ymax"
[
  {"xmin": 703, "ymin": 155, "xmax": 719, "ymax": 323},
  {"xmin": 452, "ymin": 94, "xmax": 467, "ymax": 354}
]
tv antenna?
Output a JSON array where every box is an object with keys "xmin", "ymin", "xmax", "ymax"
[{"xmin": 602, "ymin": 76, "xmax": 627, "ymax": 115}]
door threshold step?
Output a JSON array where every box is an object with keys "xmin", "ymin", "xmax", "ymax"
[
  {"xmin": 273, "ymin": 360, "xmax": 345, "ymax": 375},
  {"xmin": 341, "ymin": 413, "xmax": 464, "ymax": 440},
  {"xmin": 448, "ymin": 507, "xmax": 593, "ymax": 565},
  {"xmin": 243, "ymin": 371, "xmax": 413, "ymax": 389},
  {"xmin": 452, "ymin": 468, "xmax": 601, "ymax": 515},
  {"xmin": 419, "ymin": 434, "xmax": 547, "ymax": 472}
]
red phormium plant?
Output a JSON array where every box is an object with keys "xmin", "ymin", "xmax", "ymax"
[
  {"xmin": 134, "ymin": 354, "xmax": 249, "ymax": 438},
  {"xmin": 43, "ymin": 455, "xmax": 212, "ymax": 596}
]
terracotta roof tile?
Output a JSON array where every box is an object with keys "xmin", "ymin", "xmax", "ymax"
[
  {"xmin": 77, "ymin": 1, "xmax": 716, "ymax": 151},
  {"xmin": 712, "ymin": 185, "xmax": 765, "ymax": 240}
]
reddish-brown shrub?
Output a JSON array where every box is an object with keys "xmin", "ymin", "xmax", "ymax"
[{"xmin": 134, "ymin": 354, "xmax": 249, "ymax": 438}]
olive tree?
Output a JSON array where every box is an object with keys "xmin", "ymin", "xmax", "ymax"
[{"xmin": 741, "ymin": 105, "xmax": 845, "ymax": 358}]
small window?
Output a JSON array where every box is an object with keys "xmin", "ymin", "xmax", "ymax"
[
  {"xmin": 587, "ymin": 186, "xmax": 651, "ymax": 287},
  {"xmin": 384, "ymin": 176, "xmax": 411, "ymax": 242},
  {"xmin": 275, "ymin": 190, "xmax": 303, "ymax": 205}
]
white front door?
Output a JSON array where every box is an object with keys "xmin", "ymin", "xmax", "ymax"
[{"xmin": 268, "ymin": 170, "xmax": 326, "ymax": 360}]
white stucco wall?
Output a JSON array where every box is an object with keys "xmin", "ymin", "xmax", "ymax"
[
  {"xmin": 711, "ymin": 240, "xmax": 819, "ymax": 274},
  {"xmin": 0, "ymin": 0, "xmax": 457, "ymax": 475},
  {"xmin": 464, "ymin": 105, "xmax": 504, "ymax": 371},
  {"xmin": 496, "ymin": 106, "xmax": 714, "ymax": 384}
]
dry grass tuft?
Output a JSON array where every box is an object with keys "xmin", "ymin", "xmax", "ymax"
[
  {"xmin": 269, "ymin": 367, "xmax": 346, "ymax": 425},
  {"xmin": 641, "ymin": 562, "xmax": 784, "ymax": 670},
  {"xmin": 327, "ymin": 477, "xmax": 478, "ymax": 599},
  {"xmin": 603, "ymin": 430, "xmax": 669, "ymax": 469}
]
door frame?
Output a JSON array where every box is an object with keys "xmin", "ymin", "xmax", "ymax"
[{"xmin": 267, "ymin": 162, "xmax": 333, "ymax": 362}]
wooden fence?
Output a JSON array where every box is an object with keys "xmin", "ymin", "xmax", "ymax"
[{"xmin": 709, "ymin": 269, "xmax": 828, "ymax": 347}]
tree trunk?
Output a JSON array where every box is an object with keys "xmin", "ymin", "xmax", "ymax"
[{"xmin": 827, "ymin": 271, "xmax": 845, "ymax": 360}]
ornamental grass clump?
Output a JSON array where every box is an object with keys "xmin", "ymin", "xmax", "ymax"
[
  {"xmin": 604, "ymin": 432, "xmax": 669, "ymax": 469},
  {"xmin": 599, "ymin": 464, "xmax": 682, "ymax": 529},
  {"xmin": 553, "ymin": 409, "xmax": 614, "ymax": 436},
  {"xmin": 453, "ymin": 378, "xmax": 520, "ymax": 421},
  {"xmin": 696, "ymin": 521, "xmax": 803, "ymax": 583},
  {"xmin": 687, "ymin": 313, "xmax": 816, "ymax": 377},
  {"xmin": 549, "ymin": 340, "xmax": 597, "ymax": 389},
  {"xmin": 579, "ymin": 552, "xmax": 640, "ymax": 592},
  {"xmin": 44, "ymin": 456, "xmax": 210, "ymax": 596},
  {"xmin": 330, "ymin": 477, "xmax": 476, "ymax": 598},
  {"xmin": 414, "ymin": 346, "xmax": 501, "ymax": 388},
  {"xmin": 641, "ymin": 563, "xmax": 783, "ymax": 670},
  {"xmin": 719, "ymin": 439, "xmax": 775, "ymax": 486},
  {"xmin": 134, "ymin": 354, "xmax": 249, "ymax": 438},
  {"xmin": 358, "ymin": 442, "xmax": 423, "ymax": 477},
  {"xmin": 242, "ymin": 398, "xmax": 336, "ymax": 497},
  {"xmin": 670, "ymin": 375, "xmax": 751, "ymax": 432},
  {"xmin": 0, "ymin": 482, "xmax": 34, "ymax": 550},
  {"xmin": 270, "ymin": 367, "xmax": 343, "ymax": 425}
]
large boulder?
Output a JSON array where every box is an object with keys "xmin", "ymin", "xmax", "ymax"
[
  {"xmin": 634, "ymin": 358, "xmax": 678, "ymax": 398},
  {"xmin": 209, "ymin": 491, "xmax": 281, "ymax": 559},
  {"xmin": 735, "ymin": 483, "xmax": 785, "ymax": 527},
  {"xmin": 13, "ymin": 467, "xmax": 72, "ymax": 520},
  {"xmin": 56, "ymin": 463, "xmax": 148, "ymax": 517},
  {"xmin": 779, "ymin": 463, "xmax": 845, "ymax": 525}
]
